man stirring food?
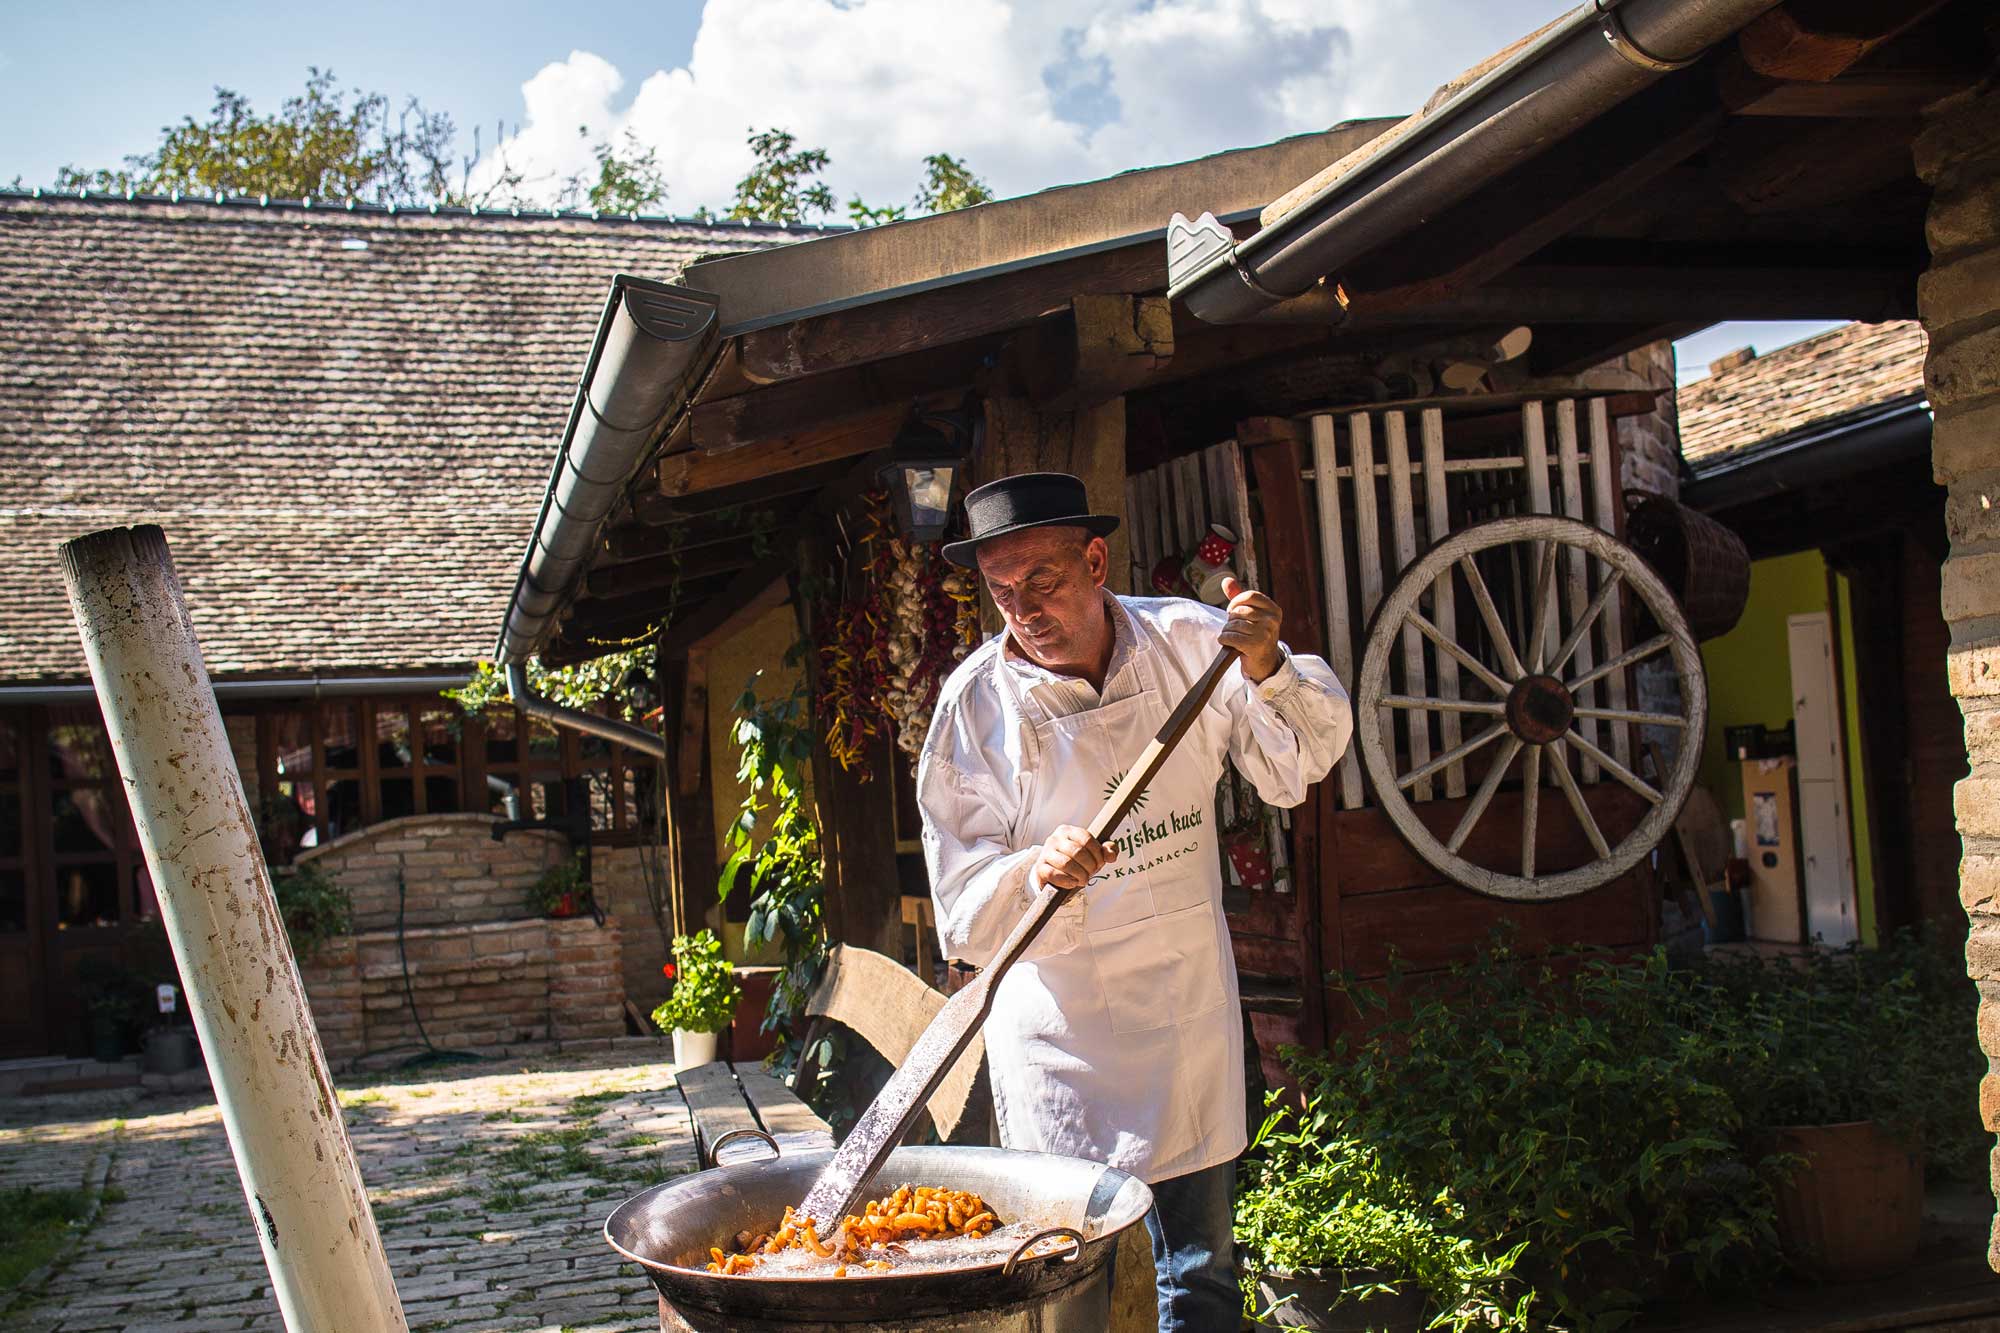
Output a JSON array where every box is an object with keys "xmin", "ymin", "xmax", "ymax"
[{"xmin": 917, "ymin": 473, "xmax": 1352, "ymax": 1331}]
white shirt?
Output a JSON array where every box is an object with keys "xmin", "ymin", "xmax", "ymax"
[{"xmin": 917, "ymin": 592, "xmax": 1351, "ymax": 1182}]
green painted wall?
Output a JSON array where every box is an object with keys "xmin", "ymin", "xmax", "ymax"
[{"xmin": 1695, "ymin": 550, "xmax": 1877, "ymax": 943}]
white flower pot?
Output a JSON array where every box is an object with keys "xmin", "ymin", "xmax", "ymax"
[{"xmin": 673, "ymin": 1028, "xmax": 719, "ymax": 1067}]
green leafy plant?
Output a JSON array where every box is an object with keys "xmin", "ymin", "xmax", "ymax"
[
  {"xmin": 1695, "ymin": 929, "xmax": 1983, "ymax": 1176},
  {"xmin": 271, "ymin": 861, "xmax": 352, "ymax": 962},
  {"xmin": 728, "ymin": 128, "xmax": 835, "ymax": 223},
  {"xmin": 651, "ymin": 930, "xmax": 742, "ymax": 1036},
  {"xmin": 525, "ymin": 854, "xmax": 593, "ymax": 920},
  {"xmin": 1235, "ymin": 1099, "xmax": 1532, "ymax": 1331},
  {"xmin": 444, "ymin": 644, "xmax": 657, "ymax": 721},
  {"xmin": 1292, "ymin": 940, "xmax": 1781, "ymax": 1330},
  {"xmin": 719, "ymin": 671, "xmax": 827, "ymax": 1039}
]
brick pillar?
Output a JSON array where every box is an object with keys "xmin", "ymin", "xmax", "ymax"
[
  {"xmin": 1915, "ymin": 74, "xmax": 2000, "ymax": 1268},
  {"xmin": 1617, "ymin": 339, "xmax": 1681, "ymax": 500}
]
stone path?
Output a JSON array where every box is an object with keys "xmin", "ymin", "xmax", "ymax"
[{"xmin": 2, "ymin": 1045, "xmax": 697, "ymax": 1332}]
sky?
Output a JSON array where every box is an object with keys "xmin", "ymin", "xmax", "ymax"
[{"xmin": 0, "ymin": 0, "xmax": 1840, "ymax": 374}]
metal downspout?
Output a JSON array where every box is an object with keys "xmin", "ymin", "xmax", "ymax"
[
  {"xmin": 62, "ymin": 526, "xmax": 406, "ymax": 1333},
  {"xmin": 1168, "ymin": 0, "xmax": 1785, "ymax": 324},
  {"xmin": 504, "ymin": 661, "xmax": 666, "ymax": 761}
]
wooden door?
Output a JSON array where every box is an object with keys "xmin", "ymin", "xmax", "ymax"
[
  {"xmin": 0, "ymin": 715, "xmax": 46, "ymax": 1057},
  {"xmin": 37, "ymin": 707, "xmax": 150, "ymax": 1056},
  {"xmin": 1788, "ymin": 613, "xmax": 1858, "ymax": 947}
]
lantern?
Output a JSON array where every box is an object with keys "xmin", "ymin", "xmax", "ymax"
[{"xmin": 879, "ymin": 410, "xmax": 972, "ymax": 543}]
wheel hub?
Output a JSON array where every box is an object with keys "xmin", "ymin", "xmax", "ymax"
[{"xmin": 1505, "ymin": 673, "xmax": 1573, "ymax": 746}]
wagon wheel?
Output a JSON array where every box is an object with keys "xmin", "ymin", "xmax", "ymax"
[{"xmin": 1354, "ymin": 515, "xmax": 1707, "ymax": 901}]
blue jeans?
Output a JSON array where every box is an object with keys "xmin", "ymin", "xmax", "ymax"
[{"xmin": 1144, "ymin": 1159, "xmax": 1240, "ymax": 1332}]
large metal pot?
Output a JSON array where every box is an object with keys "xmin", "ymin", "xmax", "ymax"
[{"xmin": 605, "ymin": 1143, "xmax": 1154, "ymax": 1331}]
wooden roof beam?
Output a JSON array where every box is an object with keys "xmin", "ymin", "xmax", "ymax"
[
  {"xmin": 656, "ymin": 402, "xmax": 907, "ymax": 498},
  {"xmin": 1736, "ymin": 0, "xmax": 1955, "ymax": 82},
  {"xmin": 732, "ymin": 242, "xmax": 1164, "ymax": 385},
  {"xmin": 687, "ymin": 337, "xmax": 996, "ymax": 455}
]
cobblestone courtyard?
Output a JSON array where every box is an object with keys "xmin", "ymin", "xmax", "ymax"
[{"xmin": 2, "ymin": 1044, "xmax": 696, "ymax": 1332}]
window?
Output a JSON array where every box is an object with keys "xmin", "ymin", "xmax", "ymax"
[{"xmin": 254, "ymin": 695, "xmax": 647, "ymax": 858}]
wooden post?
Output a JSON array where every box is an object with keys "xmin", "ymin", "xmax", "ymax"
[
  {"xmin": 62, "ymin": 527, "xmax": 407, "ymax": 1333},
  {"xmin": 1241, "ymin": 416, "xmax": 1332, "ymax": 1051},
  {"xmin": 793, "ymin": 528, "xmax": 902, "ymax": 961},
  {"xmin": 974, "ymin": 393, "xmax": 1131, "ymax": 628}
]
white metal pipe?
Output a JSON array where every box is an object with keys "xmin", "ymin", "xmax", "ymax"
[{"xmin": 61, "ymin": 525, "xmax": 407, "ymax": 1333}]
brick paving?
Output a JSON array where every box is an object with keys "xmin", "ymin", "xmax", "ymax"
[{"xmin": 2, "ymin": 1045, "xmax": 697, "ymax": 1332}]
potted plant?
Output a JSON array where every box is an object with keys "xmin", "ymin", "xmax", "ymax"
[
  {"xmin": 652, "ymin": 929, "xmax": 742, "ymax": 1067},
  {"xmin": 1235, "ymin": 1098, "xmax": 1525, "ymax": 1332},
  {"xmin": 1699, "ymin": 945, "xmax": 1938, "ymax": 1280},
  {"xmin": 82, "ymin": 984, "xmax": 135, "ymax": 1063},
  {"xmin": 526, "ymin": 854, "xmax": 593, "ymax": 920},
  {"xmin": 271, "ymin": 861, "xmax": 353, "ymax": 961}
]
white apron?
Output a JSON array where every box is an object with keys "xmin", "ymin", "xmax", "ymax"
[{"xmin": 983, "ymin": 644, "xmax": 1246, "ymax": 1185}]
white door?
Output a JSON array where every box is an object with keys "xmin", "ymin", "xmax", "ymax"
[{"xmin": 1788, "ymin": 612, "xmax": 1857, "ymax": 947}]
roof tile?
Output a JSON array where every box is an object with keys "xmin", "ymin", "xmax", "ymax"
[
  {"xmin": 1678, "ymin": 320, "xmax": 1928, "ymax": 470},
  {"xmin": 0, "ymin": 195, "xmax": 806, "ymax": 682}
]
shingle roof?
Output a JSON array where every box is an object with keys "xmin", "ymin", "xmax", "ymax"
[
  {"xmin": 0, "ymin": 192, "xmax": 820, "ymax": 683},
  {"xmin": 1678, "ymin": 320, "xmax": 1928, "ymax": 472}
]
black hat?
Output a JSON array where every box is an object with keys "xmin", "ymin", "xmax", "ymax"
[{"xmin": 940, "ymin": 473, "xmax": 1121, "ymax": 569}]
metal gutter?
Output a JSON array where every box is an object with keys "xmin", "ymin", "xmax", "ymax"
[
  {"xmin": 1168, "ymin": 0, "xmax": 1786, "ymax": 324},
  {"xmin": 0, "ymin": 671, "xmax": 471, "ymax": 706},
  {"xmin": 1682, "ymin": 396, "xmax": 1933, "ymax": 513},
  {"xmin": 494, "ymin": 275, "xmax": 721, "ymax": 666}
]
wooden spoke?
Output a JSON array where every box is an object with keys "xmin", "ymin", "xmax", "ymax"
[
  {"xmin": 1573, "ymin": 705, "xmax": 1687, "ymax": 728},
  {"xmin": 1521, "ymin": 745, "xmax": 1541, "ymax": 880},
  {"xmin": 1547, "ymin": 739, "xmax": 1611, "ymax": 858},
  {"xmin": 1406, "ymin": 609, "xmax": 1512, "ymax": 698},
  {"xmin": 1564, "ymin": 727, "xmax": 1662, "ymax": 804},
  {"xmin": 1548, "ymin": 569, "xmax": 1624, "ymax": 678},
  {"xmin": 1382, "ymin": 695, "xmax": 1507, "ymax": 715},
  {"xmin": 1446, "ymin": 736, "xmax": 1523, "ymax": 853},
  {"xmin": 1457, "ymin": 556, "xmax": 1525, "ymax": 681},
  {"xmin": 1396, "ymin": 724, "xmax": 1505, "ymax": 792},
  {"xmin": 1352, "ymin": 511, "xmax": 1708, "ymax": 903},
  {"xmin": 1569, "ymin": 633, "xmax": 1672, "ymax": 692},
  {"xmin": 1527, "ymin": 537, "xmax": 1560, "ymax": 672}
]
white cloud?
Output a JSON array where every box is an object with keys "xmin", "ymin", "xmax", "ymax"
[{"xmin": 472, "ymin": 0, "xmax": 1571, "ymax": 216}]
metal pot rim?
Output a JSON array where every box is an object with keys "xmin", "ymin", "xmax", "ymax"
[{"xmin": 600, "ymin": 1144, "xmax": 1152, "ymax": 1296}]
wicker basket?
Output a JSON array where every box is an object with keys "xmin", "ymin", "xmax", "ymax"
[{"xmin": 1624, "ymin": 491, "xmax": 1750, "ymax": 641}]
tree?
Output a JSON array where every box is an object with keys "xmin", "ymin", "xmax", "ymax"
[
  {"xmin": 47, "ymin": 67, "xmax": 675, "ymax": 213},
  {"xmin": 913, "ymin": 153, "xmax": 993, "ymax": 214},
  {"xmin": 727, "ymin": 128, "xmax": 836, "ymax": 224},
  {"xmin": 565, "ymin": 128, "xmax": 669, "ymax": 214},
  {"xmin": 55, "ymin": 68, "xmax": 463, "ymax": 206}
]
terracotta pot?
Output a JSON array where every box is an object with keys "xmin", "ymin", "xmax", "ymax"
[
  {"xmin": 547, "ymin": 892, "xmax": 580, "ymax": 919},
  {"xmin": 1770, "ymin": 1120, "xmax": 1922, "ymax": 1280},
  {"xmin": 1251, "ymin": 1267, "xmax": 1426, "ymax": 1332}
]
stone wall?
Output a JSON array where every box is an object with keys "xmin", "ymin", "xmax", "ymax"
[
  {"xmin": 301, "ymin": 916, "xmax": 623, "ymax": 1069},
  {"xmin": 1915, "ymin": 76, "xmax": 2000, "ymax": 1268},
  {"xmin": 290, "ymin": 814, "xmax": 627, "ymax": 1068},
  {"xmin": 297, "ymin": 813, "xmax": 569, "ymax": 932},
  {"xmin": 595, "ymin": 845, "xmax": 673, "ymax": 1017}
]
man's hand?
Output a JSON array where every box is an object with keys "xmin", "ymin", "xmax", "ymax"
[
  {"xmin": 1219, "ymin": 576, "xmax": 1284, "ymax": 683},
  {"xmin": 1033, "ymin": 824, "xmax": 1118, "ymax": 893}
]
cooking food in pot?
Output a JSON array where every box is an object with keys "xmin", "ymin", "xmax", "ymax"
[{"xmin": 704, "ymin": 1186, "xmax": 999, "ymax": 1277}]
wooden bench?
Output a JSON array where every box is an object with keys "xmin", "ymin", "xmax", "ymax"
[{"xmin": 675, "ymin": 1060, "xmax": 835, "ymax": 1167}]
